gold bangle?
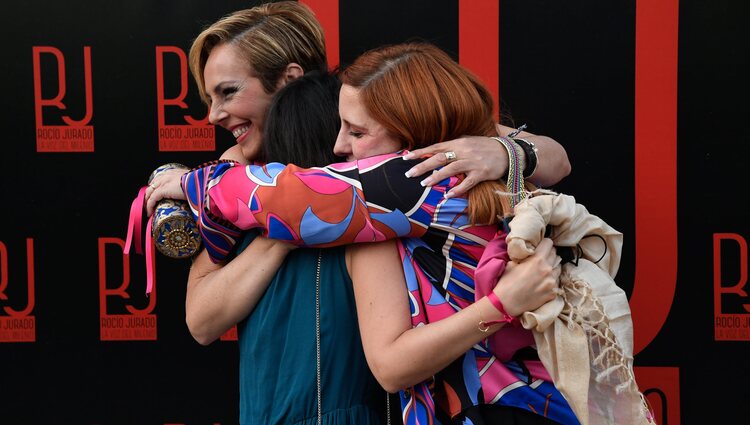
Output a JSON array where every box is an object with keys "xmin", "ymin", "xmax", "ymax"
[
  {"xmin": 512, "ymin": 139, "xmax": 526, "ymax": 177},
  {"xmin": 477, "ymin": 305, "xmax": 499, "ymax": 333}
]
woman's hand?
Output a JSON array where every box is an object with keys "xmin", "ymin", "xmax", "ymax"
[
  {"xmin": 402, "ymin": 136, "xmax": 507, "ymax": 199},
  {"xmin": 492, "ymin": 238, "xmax": 561, "ymax": 317},
  {"xmin": 145, "ymin": 168, "xmax": 188, "ymax": 216},
  {"xmin": 144, "ymin": 146, "xmax": 247, "ymax": 216},
  {"xmin": 401, "ymin": 125, "xmax": 571, "ymax": 197}
]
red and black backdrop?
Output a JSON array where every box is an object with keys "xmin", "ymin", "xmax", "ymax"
[{"xmin": 1, "ymin": 0, "xmax": 747, "ymax": 424}]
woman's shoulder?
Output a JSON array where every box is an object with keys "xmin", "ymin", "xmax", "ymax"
[{"xmin": 219, "ymin": 144, "xmax": 250, "ymax": 164}]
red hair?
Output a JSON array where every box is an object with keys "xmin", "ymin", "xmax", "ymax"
[{"xmin": 340, "ymin": 42, "xmax": 522, "ymax": 224}]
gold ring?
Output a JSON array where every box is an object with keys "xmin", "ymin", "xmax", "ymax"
[{"xmin": 445, "ymin": 151, "xmax": 457, "ymax": 162}]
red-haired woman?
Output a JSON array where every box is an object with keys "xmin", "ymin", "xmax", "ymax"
[{"xmin": 337, "ymin": 43, "xmax": 579, "ymax": 425}]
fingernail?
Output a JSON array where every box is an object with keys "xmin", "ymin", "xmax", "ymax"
[
  {"xmin": 403, "ymin": 153, "xmax": 414, "ymax": 160},
  {"xmin": 420, "ymin": 177, "xmax": 432, "ymax": 187},
  {"xmin": 405, "ymin": 169, "xmax": 415, "ymax": 178}
]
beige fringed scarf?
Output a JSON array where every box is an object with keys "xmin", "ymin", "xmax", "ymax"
[{"xmin": 505, "ymin": 192, "xmax": 654, "ymax": 425}]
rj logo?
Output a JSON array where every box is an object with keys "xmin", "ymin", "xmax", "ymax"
[
  {"xmin": 98, "ymin": 238, "xmax": 157, "ymax": 341},
  {"xmin": 0, "ymin": 239, "xmax": 36, "ymax": 343},
  {"xmin": 32, "ymin": 46, "xmax": 94, "ymax": 152},
  {"xmin": 155, "ymin": 46, "xmax": 215, "ymax": 151},
  {"xmin": 713, "ymin": 233, "xmax": 750, "ymax": 341}
]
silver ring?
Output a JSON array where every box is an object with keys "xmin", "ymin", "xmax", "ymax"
[{"xmin": 444, "ymin": 151, "xmax": 457, "ymax": 163}]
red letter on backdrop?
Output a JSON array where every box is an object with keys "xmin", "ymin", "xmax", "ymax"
[
  {"xmin": 629, "ymin": 0, "xmax": 679, "ymax": 354},
  {"xmin": 303, "ymin": 0, "xmax": 498, "ymax": 114},
  {"xmin": 300, "ymin": 0, "xmax": 339, "ymax": 70},
  {"xmin": 98, "ymin": 238, "xmax": 157, "ymax": 341},
  {"xmin": 713, "ymin": 233, "xmax": 749, "ymax": 303},
  {"xmin": 32, "ymin": 46, "xmax": 94, "ymax": 152},
  {"xmin": 458, "ymin": 0, "xmax": 499, "ymax": 120},
  {"xmin": 713, "ymin": 233, "xmax": 750, "ymax": 340},
  {"xmin": 458, "ymin": 0, "xmax": 679, "ymax": 354},
  {"xmin": 305, "ymin": 0, "xmax": 678, "ymax": 356},
  {"xmin": 155, "ymin": 46, "xmax": 214, "ymax": 151},
  {"xmin": 1, "ymin": 239, "xmax": 36, "ymax": 317},
  {"xmin": 32, "ymin": 46, "xmax": 93, "ymax": 127},
  {"xmin": 0, "ymin": 239, "xmax": 36, "ymax": 342},
  {"xmin": 635, "ymin": 367, "xmax": 681, "ymax": 425},
  {"xmin": 32, "ymin": 47, "xmax": 67, "ymax": 124}
]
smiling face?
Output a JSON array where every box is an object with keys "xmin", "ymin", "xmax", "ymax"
[
  {"xmin": 203, "ymin": 43, "xmax": 280, "ymax": 162},
  {"xmin": 334, "ymin": 84, "xmax": 403, "ymax": 161}
]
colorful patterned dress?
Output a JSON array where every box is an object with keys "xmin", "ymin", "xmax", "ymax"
[{"xmin": 181, "ymin": 152, "xmax": 580, "ymax": 425}]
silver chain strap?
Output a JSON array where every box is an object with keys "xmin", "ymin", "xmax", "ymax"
[
  {"xmin": 386, "ymin": 391, "xmax": 391, "ymax": 425},
  {"xmin": 316, "ymin": 251, "xmax": 393, "ymax": 425},
  {"xmin": 315, "ymin": 250, "xmax": 395, "ymax": 425},
  {"xmin": 315, "ymin": 250, "xmax": 323, "ymax": 425}
]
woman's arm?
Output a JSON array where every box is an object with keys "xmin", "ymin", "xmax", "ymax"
[
  {"xmin": 347, "ymin": 238, "xmax": 560, "ymax": 393},
  {"xmin": 152, "ymin": 154, "xmax": 440, "ymax": 263},
  {"xmin": 144, "ymin": 141, "xmax": 562, "ymax": 264},
  {"xmin": 185, "ymin": 235, "xmax": 293, "ymax": 345}
]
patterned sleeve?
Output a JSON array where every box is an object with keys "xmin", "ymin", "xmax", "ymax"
[{"xmin": 181, "ymin": 153, "xmax": 460, "ymax": 263}]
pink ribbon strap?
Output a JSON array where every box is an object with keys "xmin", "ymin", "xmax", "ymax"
[
  {"xmin": 484, "ymin": 291, "xmax": 518, "ymax": 326},
  {"xmin": 124, "ymin": 186, "xmax": 156, "ymax": 295},
  {"xmin": 144, "ymin": 217, "xmax": 155, "ymax": 295},
  {"xmin": 124, "ymin": 186, "xmax": 146, "ymax": 255}
]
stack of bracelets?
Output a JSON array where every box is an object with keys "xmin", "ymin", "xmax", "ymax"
[{"xmin": 491, "ymin": 128, "xmax": 539, "ymax": 208}]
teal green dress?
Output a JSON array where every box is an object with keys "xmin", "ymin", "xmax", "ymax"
[{"xmin": 235, "ymin": 234, "xmax": 382, "ymax": 425}]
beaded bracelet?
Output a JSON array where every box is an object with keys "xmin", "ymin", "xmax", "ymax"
[
  {"xmin": 478, "ymin": 291, "xmax": 518, "ymax": 332},
  {"xmin": 492, "ymin": 136, "xmax": 527, "ymax": 208}
]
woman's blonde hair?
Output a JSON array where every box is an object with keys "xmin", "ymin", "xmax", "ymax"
[
  {"xmin": 189, "ymin": 1, "xmax": 327, "ymax": 103},
  {"xmin": 340, "ymin": 42, "xmax": 521, "ymax": 224}
]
